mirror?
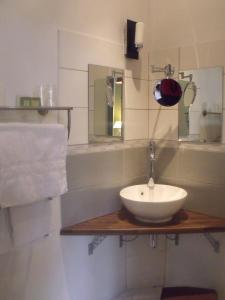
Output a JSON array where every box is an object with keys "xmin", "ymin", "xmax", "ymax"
[
  {"xmin": 153, "ymin": 78, "xmax": 182, "ymax": 107},
  {"xmin": 88, "ymin": 64, "xmax": 123, "ymax": 143},
  {"xmin": 178, "ymin": 66, "xmax": 223, "ymax": 143}
]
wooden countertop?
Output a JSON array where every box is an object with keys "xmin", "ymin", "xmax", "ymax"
[{"xmin": 61, "ymin": 209, "xmax": 225, "ymax": 236}]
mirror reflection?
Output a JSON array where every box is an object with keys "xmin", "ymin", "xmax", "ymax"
[
  {"xmin": 88, "ymin": 64, "xmax": 123, "ymax": 143},
  {"xmin": 178, "ymin": 66, "xmax": 223, "ymax": 143}
]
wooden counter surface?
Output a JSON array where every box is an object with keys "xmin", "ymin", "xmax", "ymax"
[{"xmin": 61, "ymin": 209, "xmax": 225, "ymax": 236}]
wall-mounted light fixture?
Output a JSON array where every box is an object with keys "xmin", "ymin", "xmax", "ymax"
[
  {"xmin": 125, "ymin": 19, "xmax": 144, "ymax": 60},
  {"xmin": 151, "ymin": 64, "xmax": 175, "ymax": 78}
]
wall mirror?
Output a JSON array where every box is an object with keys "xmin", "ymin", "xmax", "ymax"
[
  {"xmin": 178, "ymin": 66, "xmax": 223, "ymax": 143},
  {"xmin": 88, "ymin": 64, "xmax": 124, "ymax": 143}
]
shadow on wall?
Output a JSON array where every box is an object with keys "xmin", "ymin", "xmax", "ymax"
[
  {"xmin": 125, "ymin": 55, "xmax": 142, "ymax": 81},
  {"xmin": 149, "ymin": 107, "xmax": 179, "ymax": 180},
  {"xmin": 154, "ymin": 142, "xmax": 178, "ymax": 182}
]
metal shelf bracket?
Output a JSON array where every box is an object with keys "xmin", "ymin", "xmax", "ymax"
[
  {"xmin": 88, "ymin": 235, "xmax": 125, "ymax": 255},
  {"xmin": 88, "ymin": 235, "xmax": 107, "ymax": 255},
  {"xmin": 166, "ymin": 234, "xmax": 180, "ymax": 246},
  {"xmin": 203, "ymin": 233, "xmax": 220, "ymax": 253}
]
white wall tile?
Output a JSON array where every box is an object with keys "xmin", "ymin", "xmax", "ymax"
[
  {"xmin": 197, "ymin": 40, "xmax": 225, "ymax": 70},
  {"xmin": 59, "ymin": 30, "xmax": 124, "ymax": 71},
  {"xmin": 9, "ymin": 201, "xmax": 51, "ymax": 247},
  {"xmin": 59, "ymin": 69, "xmax": 88, "ymax": 107},
  {"xmin": 61, "ymin": 184, "xmax": 121, "ymax": 227},
  {"xmin": 25, "ymin": 236, "xmax": 70, "ymax": 300},
  {"xmin": 66, "ymin": 151, "xmax": 123, "ymax": 191},
  {"xmin": 62, "ymin": 236, "xmax": 126, "ymax": 300},
  {"xmin": 125, "ymin": 50, "xmax": 149, "ymax": 80},
  {"xmin": 165, "ymin": 233, "xmax": 225, "ymax": 299},
  {"xmin": 125, "ymin": 78, "xmax": 148, "ymax": 109},
  {"xmin": 126, "ymin": 236, "xmax": 166, "ymax": 289},
  {"xmin": 180, "ymin": 46, "xmax": 199, "ymax": 70},
  {"xmin": 58, "ymin": 0, "xmax": 125, "ymax": 44},
  {"xmin": 0, "ymin": 1, "xmax": 57, "ymax": 106},
  {"xmin": 181, "ymin": 41, "xmax": 225, "ymax": 71},
  {"xmin": 149, "ymin": 109, "xmax": 178, "ymax": 140},
  {"xmin": 0, "ymin": 210, "xmax": 12, "ymax": 255},
  {"xmin": 124, "ymin": 109, "xmax": 148, "ymax": 140},
  {"xmin": 221, "ymin": 110, "xmax": 225, "ymax": 143},
  {"xmin": 70, "ymin": 108, "xmax": 88, "ymax": 145},
  {"xmin": 149, "ymin": 0, "xmax": 194, "ymax": 49},
  {"xmin": 0, "ymin": 245, "xmax": 32, "ymax": 300},
  {"xmin": 60, "ymin": 108, "xmax": 88, "ymax": 145}
]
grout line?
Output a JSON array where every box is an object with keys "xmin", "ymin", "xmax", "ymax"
[
  {"xmin": 163, "ymin": 236, "xmax": 168, "ymax": 288},
  {"xmin": 58, "ymin": 27, "xmax": 124, "ymax": 47},
  {"xmin": 125, "ymin": 75, "xmax": 149, "ymax": 82},
  {"xmin": 74, "ymin": 106, "xmax": 88, "ymax": 109},
  {"xmin": 124, "ymin": 108, "xmax": 149, "ymax": 111},
  {"xmin": 147, "ymin": 52, "xmax": 150, "ymax": 139},
  {"xmin": 178, "ymin": 47, "xmax": 181, "ymax": 72},
  {"xmin": 148, "ymin": 108, "xmax": 178, "ymax": 111},
  {"xmin": 59, "ymin": 67, "xmax": 88, "ymax": 72}
]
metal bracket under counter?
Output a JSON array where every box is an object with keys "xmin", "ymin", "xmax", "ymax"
[
  {"xmin": 61, "ymin": 209, "xmax": 225, "ymax": 255},
  {"xmin": 0, "ymin": 106, "xmax": 73, "ymax": 139},
  {"xmin": 88, "ymin": 232, "xmax": 221, "ymax": 256},
  {"xmin": 88, "ymin": 235, "xmax": 124, "ymax": 255}
]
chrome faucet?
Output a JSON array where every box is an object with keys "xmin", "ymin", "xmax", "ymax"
[{"xmin": 148, "ymin": 140, "xmax": 155, "ymax": 188}]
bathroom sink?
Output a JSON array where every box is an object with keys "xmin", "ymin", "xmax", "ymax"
[{"xmin": 120, "ymin": 184, "xmax": 187, "ymax": 223}]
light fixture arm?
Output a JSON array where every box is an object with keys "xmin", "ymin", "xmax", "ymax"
[{"xmin": 151, "ymin": 64, "xmax": 175, "ymax": 78}]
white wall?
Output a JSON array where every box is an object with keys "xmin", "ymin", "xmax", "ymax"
[
  {"xmin": 0, "ymin": 0, "xmax": 57, "ymax": 106},
  {"xmin": 0, "ymin": 1, "xmax": 70, "ymax": 300},
  {"xmin": 0, "ymin": 1, "xmax": 160, "ymax": 300},
  {"xmin": 58, "ymin": 0, "xmax": 151, "ymax": 145},
  {"xmin": 147, "ymin": 2, "xmax": 225, "ymax": 299},
  {"xmin": 148, "ymin": 0, "xmax": 225, "ymax": 143}
]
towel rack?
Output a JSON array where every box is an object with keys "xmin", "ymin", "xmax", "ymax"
[{"xmin": 0, "ymin": 106, "xmax": 73, "ymax": 139}]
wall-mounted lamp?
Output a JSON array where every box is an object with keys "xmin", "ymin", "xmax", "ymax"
[
  {"xmin": 125, "ymin": 19, "xmax": 144, "ymax": 60},
  {"xmin": 151, "ymin": 64, "xmax": 175, "ymax": 78}
]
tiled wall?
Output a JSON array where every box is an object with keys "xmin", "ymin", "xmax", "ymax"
[
  {"xmin": 155, "ymin": 142, "xmax": 225, "ymax": 218},
  {"xmin": 147, "ymin": 3, "xmax": 225, "ymax": 298},
  {"xmin": 148, "ymin": 45, "xmax": 225, "ymax": 142},
  {"xmin": 166, "ymin": 233, "xmax": 225, "ymax": 300},
  {"xmin": 59, "ymin": 34, "xmax": 225, "ymax": 145},
  {"xmin": 148, "ymin": 0, "xmax": 225, "ymax": 143},
  {"xmin": 58, "ymin": 29, "xmax": 150, "ymax": 144},
  {"xmin": 58, "ymin": 5, "xmax": 225, "ymax": 299}
]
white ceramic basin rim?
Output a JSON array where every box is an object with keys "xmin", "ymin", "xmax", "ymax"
[{"xmin": 120, "ymin": 184, "xmax": 187, "ymax": 223}]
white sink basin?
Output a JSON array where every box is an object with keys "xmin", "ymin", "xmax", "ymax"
[{"xmin": 120, "ymin": 184, "xmax": 188, "ymax": 223}]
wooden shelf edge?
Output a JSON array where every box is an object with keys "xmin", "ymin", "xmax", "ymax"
[{"xmin": 61, "ymin": 209, "xmax": 225, "ymax": 236}]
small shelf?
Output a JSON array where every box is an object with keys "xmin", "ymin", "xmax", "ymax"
[
  {"xmin": 61, "ymin": 209, "xmax": 225, "ymax": 236},
  {"xmin": 0, "ymin": 106, "xmax": 73, "ymax": 138}
]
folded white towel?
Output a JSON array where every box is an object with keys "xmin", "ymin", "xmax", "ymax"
[{"xmin": 0, "ymin": 123, "xmax": 67, "ymax": 207}]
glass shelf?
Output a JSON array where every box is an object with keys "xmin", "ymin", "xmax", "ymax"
[{"xmin": 0, "ymin": 106, "xmax": 73, "ymax": 139}]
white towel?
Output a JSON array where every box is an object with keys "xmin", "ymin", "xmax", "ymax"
[{"xmin": 0, "ymin": 123, "xmax": 67, "ymax": 207}]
